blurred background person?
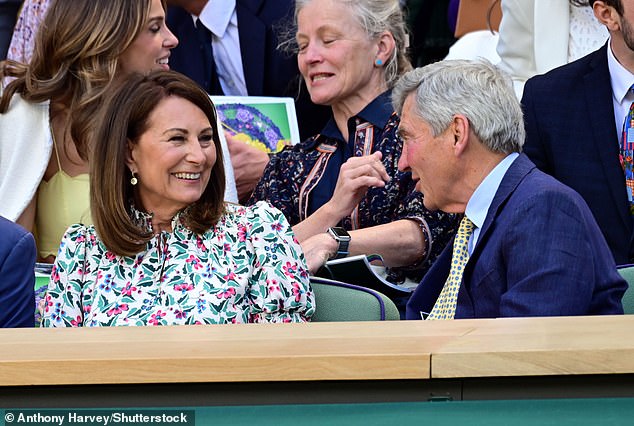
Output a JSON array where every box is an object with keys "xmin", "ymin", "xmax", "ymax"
[
  {"xmin": 0, "ymin": 0, "xmax": 237, "ymax": 263},
  {"xmin": 42, "ymin": 70, "xmax": 314, "ymax": 327},
  {"xmin": 522, "ymin": 0, "xmax": 634, "ymax": 264},
  {"xmin": 250, "ymin": 0, "xmax": 458, "ymax": 288},
  {"xmin": 497, "ymin": 0, "xmax": 608, "ymax": 98},
  {"xmin": 0, "ymin": 0, "xmax": 21, "ymax": 59}
]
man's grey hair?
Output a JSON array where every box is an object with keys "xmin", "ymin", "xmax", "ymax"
[{"xmin": 392, "ymin": 59, "xmax": 525, "ymax": 154}]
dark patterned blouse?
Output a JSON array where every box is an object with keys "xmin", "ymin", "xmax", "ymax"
[{"xmin": 249, "ymin": 91, "xmax": 458, "ymax": 280}]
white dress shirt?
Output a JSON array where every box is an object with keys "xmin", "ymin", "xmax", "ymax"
[{"xmin": 199, "ymin": 0, "xmax": 248, "ymax": 96}]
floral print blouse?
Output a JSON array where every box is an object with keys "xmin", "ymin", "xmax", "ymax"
[{"xmin": 41, "ymin": 202, "xmax": 314, "ymax": 327}]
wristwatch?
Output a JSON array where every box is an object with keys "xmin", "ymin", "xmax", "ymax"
[{"xmin": 327, "ymin": 227, "xmax": 351, "ymax": 259}]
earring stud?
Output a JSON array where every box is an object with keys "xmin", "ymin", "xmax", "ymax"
[{"xmin": 375, "ymin": 59, "xmax": 383, "ymax": 66}]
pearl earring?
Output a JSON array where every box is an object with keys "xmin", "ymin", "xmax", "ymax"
[{"xmin": 130, "ymin": 172, "xmax": 138, "ymax": 186}]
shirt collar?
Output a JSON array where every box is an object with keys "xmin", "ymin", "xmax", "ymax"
[
  {"xmin": 310, "ymin": 90, "xmax": 394, "ymax": 147},
  {"xmin": 607, "ymin": 37, "xmax": 634, "ymax": 105},
  {"xmin": 199, "ymin": 0, "xmax": 236, "ymax": 37},
  {"xmin": 465, "ymin": 152, "xmax": 519, "ymax": 230}
]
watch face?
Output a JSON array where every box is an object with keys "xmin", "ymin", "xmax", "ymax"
[{"xmin": 329, "ymin": 227, "xmax": 350, "ymax": 239}]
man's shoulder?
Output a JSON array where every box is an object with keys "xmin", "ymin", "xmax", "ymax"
[
  {"xmin": 525, "ymin": 46, "xmax": 605, "ymax": 93},
  {"xmin": 0, "ymin": 216, "xmax": 33, "ymax": 256},
  {"xmin": 507, "ymin": 164, "xmax": 589, "ymax": 213}
]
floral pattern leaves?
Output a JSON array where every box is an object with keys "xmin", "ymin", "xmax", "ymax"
[{"xmin": 41, "ymin": 202, "xmax": 314, "ymax": 327}]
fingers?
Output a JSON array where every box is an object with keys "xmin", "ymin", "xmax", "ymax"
[{"xmin": 339, "ymin": 151, "xmax": 390, "ymax": 187}]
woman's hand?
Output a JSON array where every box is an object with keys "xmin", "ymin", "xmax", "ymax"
[
  {"xmin": 327, "ymin": 151, "xmax": 390, "ymax": 218},
  {"xmin": 300, "ymin": 232, "xmax": 338, "ymax": 274}
]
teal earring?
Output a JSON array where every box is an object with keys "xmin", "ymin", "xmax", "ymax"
[{"xmin": 375, "ymin": 59, "xmax": 383, "ymax": 66}]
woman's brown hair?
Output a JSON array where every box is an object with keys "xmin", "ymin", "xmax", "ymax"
[
  {"xmin": 91, "ymin": 70, "xmax": 226, "ymax": 256},
  {"xmin": 0, "ymin": 0, "xmax": 165, "ymax": 160}
]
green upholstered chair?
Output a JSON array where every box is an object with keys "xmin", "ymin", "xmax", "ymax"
[
  {"xmin": 309, "ymin": 277, "xmax": 400, "ymax": 322},
  {"xmin": 616, "ymin": 265, "xmax": 634, "ymax": 315}
]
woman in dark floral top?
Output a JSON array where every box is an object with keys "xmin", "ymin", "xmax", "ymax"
[{"xmin": 250, "ymin": 0, "xmax": 458, "ymax": 281}]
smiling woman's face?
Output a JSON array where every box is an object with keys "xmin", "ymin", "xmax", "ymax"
[
  {"xmin": 118, "ymin": 0, "xmax": 178, "ymax": 75},
  {"xmin": 126, "ymin": 95, "xmax": 216, "ymax": 218},
  {"xmin": 295, "ymin": 0, "xmax": 384, "ymax": 111}
]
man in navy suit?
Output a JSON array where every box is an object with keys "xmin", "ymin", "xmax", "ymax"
[
  {"xmin": 521, "ymin": 0, "xmax": 634, "ymax": 265},
  {"xmin": 0, "ymin": 216, "xmax": 35, "ymax": 327},
  {"xmin": 393, "ymin": 60, "xmax": 625, "ymax": 320}
]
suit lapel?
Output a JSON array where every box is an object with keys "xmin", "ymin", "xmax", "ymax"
[
  {"xmin": 467, "ymin": 154, "xmax": 534, "ymax": 269},
  {"xmin": 584, "ymin": 44, "xmax": 630, "ymax": 230},
  {"xmin": 236, "ymin": 0, "xmax": 266, "ymax": 95}
]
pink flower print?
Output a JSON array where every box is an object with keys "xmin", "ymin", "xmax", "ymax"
[
  {"xmin": 267, "ymin": 279, "xmax": 280, "ymax": 293},
  {"xmin": 175, "ymin": 309, "xmax": 187, "ymax": 319},
  {"xmin": 292, "ymin": 283, "xmax": 303, "ymax": 302},
  {"xmin": 237, "ymin": 224, "xmax": 247, "ymax": 242},
  {"xmin": 271, "ymin": 222, "xmax": 283, "ymax": 232},
  {"xmin": 174, "ymin": 283, "xmax": 194, "ymax": 293},
  {"xmin": 121, "ymin": 282, "xmax": 137, "ymax": 297},
  {"xmin": 223, "ymin": 243, "xmax": 231, "ymax": 254},
  {"xmin": 43, "ymin": 294, "xmax": 53, "ymax": 313},
  {"xmin": 83, "ymin": 304, "xmax": 92, "ymax": 313},
  {"xmin": 70, "ymin": 315, "xmax": 83, "ymax": 327},
  {"xmin": 50, "ymin": 267, "xmax": 60, "ymax": 283},
  {"xmin": 217, "ymin": 287, "xmax": 236, "ymax": 299},
  {"xmin": 186, "ymin": 254, "xmax": 203, "ymax": 270},
  {"xmin": 75, "ymin": 235, "xmax": 86, "ymax": 244},
  {"xmin": 223, "ymin": 271, "xmax": 237, "ymax": 282},
  {"xmin": 282, "ymin": 262, "xmax": 298, "ymax": 278},
  {"xmin": 196, "ymin": 236, "xmax": 208, "ymax": 252},
  {"xmin": 148, "ymin": 310, "xmax": 166, "ymax": 326},
  {"xmin": 106, "ymin": 303, "xmax": 129, "ymax": 317},
  {"xmin": 105, "ymin": 251, "xmax": 116, "ymax": 261}
]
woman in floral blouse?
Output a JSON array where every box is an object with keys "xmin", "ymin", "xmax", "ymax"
[{"xmin": 41, "ymin": 71, "xmax": 314, "ymax": 327}]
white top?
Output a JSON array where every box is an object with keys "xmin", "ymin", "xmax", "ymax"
[
  {"xmin": 199, "ymin": 0, "xmax": 248, "ymax": 96},
  {"xmin": 496, "ymin": 0, "xmax": 608, "ymax": 99},
  {"xmin": 568, "ymin": 4, "xmax": 607, "ymax": 63}
]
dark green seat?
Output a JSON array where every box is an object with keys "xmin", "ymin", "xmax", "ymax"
[
  {"xmin": 309, "ymin": 277, "xmax": 400, "ymax": 322},
  {"xmin": 616, "ymin": 265, "xmax": 634, "ymax": 314}
]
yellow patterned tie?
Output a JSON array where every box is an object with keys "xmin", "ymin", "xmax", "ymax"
[{"xmin": 427, "ymin": 216, "xmax": 474, "ymax": 320}]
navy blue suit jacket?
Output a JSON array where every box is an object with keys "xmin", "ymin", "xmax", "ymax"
[
  {"xmin": 166, "ymin": 0, "xmax": 330, "ymax": 140},
  {"xmin": 406, "ymin": 154, "xmax": 626, "ymax": 319},
  {"xmin": 522, "ymin": 43, "xmax": 634, "ymax": 265},
  {"xmin": 0, "ymin": 216, "xmax": 35, "ymax": 327}
]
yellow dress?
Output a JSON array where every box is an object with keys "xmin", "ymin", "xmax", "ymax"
[{"xmin": 35, "ymin": 139, "xmax": 91, "ymax": 259}]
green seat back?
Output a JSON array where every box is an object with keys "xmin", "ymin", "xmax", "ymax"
[
  {"xmin": 310, "ymin": 277, "xmax": 400, "ymax": 322},
  {"xmin": 617, "ymin": 265, "xmax": 634, "ymax": 315}
]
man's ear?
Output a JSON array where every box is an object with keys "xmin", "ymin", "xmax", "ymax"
[
  {"xmin": 593, "ymin": 1, "xmax": 620, "ymax": 32},
  {"xmin": 451, "ymin": 114, "xmax": 470, "ymax": 156},
  {"xmin": 375, "ymin": 31, "xmax": 396, "ymax": 66}
]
